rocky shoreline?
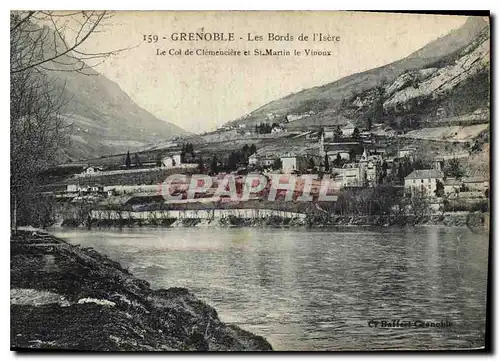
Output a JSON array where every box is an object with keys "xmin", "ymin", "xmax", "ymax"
[{"xmin": 10, "ymin": 230, "xmax": 273, "ymax": 351}]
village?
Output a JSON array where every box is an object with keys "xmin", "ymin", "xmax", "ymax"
[{"xmin": 35, "ymin": 108, "xmax": 489, "ymax": 228}]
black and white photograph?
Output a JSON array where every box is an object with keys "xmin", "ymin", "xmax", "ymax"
[{"xmin": 10, "ymin": 10, "xmax": 491, "ymax": 351}]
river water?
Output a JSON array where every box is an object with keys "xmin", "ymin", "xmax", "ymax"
[{"xmin": 51, "ymin": 226, "xmax": 488, "ymax": 351}]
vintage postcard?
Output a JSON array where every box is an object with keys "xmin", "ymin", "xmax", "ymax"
[{"xmin": 10, "ymin": 11, "xmax": 490, "ymax": 351}]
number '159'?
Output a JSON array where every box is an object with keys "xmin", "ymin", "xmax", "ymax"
[{"xmin": 143, "ymin": 35, "xmax": 158, "ymax": 43}]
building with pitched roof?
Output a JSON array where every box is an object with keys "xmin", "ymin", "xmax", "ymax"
[{"xmin": 404, "ymin": 169, "xmax": 444, "ymax": 197}]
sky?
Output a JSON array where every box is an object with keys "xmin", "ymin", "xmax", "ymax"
[{"xmin": 78, "ymin": 11, "xmax": 468, "ymax": 133}]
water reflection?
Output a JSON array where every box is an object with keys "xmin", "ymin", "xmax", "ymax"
[{"xmin": 51, "ymin": 226, "xmax": 488, "ymax": 351}]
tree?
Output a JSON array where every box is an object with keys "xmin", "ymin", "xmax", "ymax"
[
  {"xmin": 366, "ymin": 83, "xmax": 385, "ymax": 130},
  {"xmin": 444, "ymin": 158, "xmax": 465, "ymax": 179},
  {"xmin": 308, "ymin": 157, "xmax": 316, "ymax": 171},
  {"xmin": 397, "ymin": 163, "xmax": 405, "ymax": 181},
  {"xmin": 435, "ymin": 179, "xmax": 445, "ymax": 197},
  {"xmin": 197, "ymin": 158, "xmax": 205, "ymax": 173},
  {"xmin": 272, "ymin": 158, "xmax": 282, "ymax": 170},
  {"xmin": 10, "ymin": 11, "xmax": 121, "ymax": 230},
  {"xmin": 125, "ymin": 151, "xmax": 131, "ymax": 169},
  {"xmin": 250, "ymin": 144, "xmax": 257, "ymax": 155},
  {"xmin": 333, "ymin": 153, "xmax": 342, "ymax": 167},
  {"xmin": 319, "ymin": 127, "xmax": 325, "ymax": 139},
  {"xmin": 367, "ymin": 117, "xmax": 373, "ymax": 132},
  {"xmin": 349, "ymin": 148, "xmax": 356, "ymax": 162},
  {"xmin": 10, "ymin": 11, "xmax": 124, "ymax": 74},
  {"xmin": 333, "ymin": 125, "xmax": 343, "ymax": 141},
  {"xmin": 242, "ymin": 144, "xmax": 249, "ymax": 155},
  {"xmin": 11, "ymin": 11, "xmax": 119, "ymax": 75},
  {"xmin": 227, "ymin": 151, "xmax": 239, "ymax": 170},
  {"xmin": 379, "ymin": 161, "xmax": 388, "ymax": 184},
  {"xmin": 10, "ymin": 65, "xmax": 68, "ymax": 229},
  {"xmin": 352, "ymin": 127, "xmax": 360, "ymax": 141},
  {"xmin": 324, "ymin": 154, "xmax": 330, "ymax": 172},
  {"xmin": 408, "ymin": 189, "xmax": 430, "ymax": 218},
  {"xmin": 134, "ymin": 153, "xmax": 141, "ymax": 168},
  {"xmin": 210, "ymin": 155, "xmax": 219, "ymax": 174}
]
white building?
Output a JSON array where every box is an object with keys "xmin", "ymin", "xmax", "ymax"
[
  {"xmin": 341, "ymin": 163, "xmax": 361, "ymax": 187},
  {"xmin": 248, "ymin": 153, "xmax": 258, "ymax": 166},
  {"xmin": 443, "ymin": 178, "xmax": 461, "ymax": 195},
  {"xmin": 324, "ymin": 128, "xmax": 334, "ymax": 140},
  {"xmin": 358, "ymin": 148, "xmax": 381, "ymax": 187},
  {"xmin": 398, "ymin": 147, "xmax": 417, "ymax": 159},
  {"xmin": 341, "ymin": 121, "xmax": 357, "ymax": 137},
  {"xmin": 280, "ymin": 154, "xmax": 297, "ymax": 174},
  {"xmin": 67, "ymin": 184, "xmax": 79, "ymax": 192},
  {"xmin": 81, "ymin": 166, "xmax": 100, "ymax": 177},
  {"xmin": 462, "ymin": 176, "xmax": 489, "ymax": 193},
  {"xmin": 286, "ymin": 111, "xmax": 313, "ymax": 122},
  {"xmin": 404, "ymin": 169, "xmax": 444, "ymax": 197},
  {"xmin": 327, "ymin": 151, "xmax": 350, "ymax": 162},
  {"xmin": 162, "ymin": 154, "xmax": 182, "ymax": 169}
]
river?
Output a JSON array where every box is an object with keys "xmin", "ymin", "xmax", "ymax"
[{"xmin": 50, "ymin": 226, "xmax": 488, "ymax": 351}]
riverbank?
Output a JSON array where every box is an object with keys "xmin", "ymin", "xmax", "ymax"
[
  {"xmin": 59, "ymin": 210, "xmax": 489, "ymax": 229},
  {"xmin": 10, "ymin": 230, "xmax": 273, "ymax": 351}
]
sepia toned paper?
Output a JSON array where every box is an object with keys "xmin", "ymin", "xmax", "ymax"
[{"xmin": 10, "ymin": 10, "xmax": 490, "ymax": 352}]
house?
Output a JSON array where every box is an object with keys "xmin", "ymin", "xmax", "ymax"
[
  {"xmin": 325, "ymin": 142, "xmax": 362, "ymax": 160},
  {"xmin": 279, "ymin": 152, "xmax": 320, "ymax": 174},
  {"xmin": 368, "ymin": 147, "xmax": 387, "ymax": 157},
  {"xmin": 360, "ymin": 160, "xmax": 378, "ymax": 187},
  {"xmin": 81, "ymin": 166, "xmax": 101, "ymax": 176},
  {"xmin": 398, "ymin": 147, "xmax": 417, "ymax": 159},
  {"xmin": 342, "ymin": 122, "xmax": 357, "ymax": 137},
  {"xmin": 323, "ymin": 127, "xmax": 335, "ymax": 140},
  {"xmin": 250, "ymin": 153, "xmax": 275, "ymax": 168},
  {"xmin": 90, "ymin": 185, "xmax": 105, "ymax": 193},
  {"xmin": 436, "ymin": 107, "xmax": 447, "ymax": 118},
  {"xmin": 162, "ymin": 153, "xmax": 182, "ymax": 169},
  {"xmin": 404, "ymin": 169, "xmax": 444, "ymax": 197},
  {"xmin": 67, "ymin": 184, "xmax": 79, "ymax": 193},
  {"xmin": 280, "ymin": 154, "xmax": 297, "ymax": 174},
  {"xmin": 286, "ymin": 111, "xmax": 313, "ymax": 122},
  {"xmin": 360, "ymin": 131, "xmax": 372, "ymax": 139},
  {"xmin": 341, "ymin": 163, "xmax": 361, "ymax": 187},
  {"xmin": 358, "ymin": 149, "xmax": 380, "ymax": 186},
  {"xmin": 443, "ymin": 178, "xmax": 461, "ymax": 195},
  {"xmin": 248, "ymin": 153, "xmax": 258, "ymax": 166},
  {"xmin": 327, "ymin": 151, "xmax": 350, "ymax": 162},
  {"xmin": 259, "ymin": 155, "xmax": 276, "ymax": 168},
  {"xmin": 432, "ymin": 158, "xmax": 445, "ymax": 172},
  {"xmin": 67, "ymin": 184, "xmax": 105, "ymax": 195},
  {"xmin": 271, "ymin": 126, "xmax": 285, "ymax": 133},
  {"xmin": 462, "ymin": 176, "xmax": 489, "ymax": 193}
]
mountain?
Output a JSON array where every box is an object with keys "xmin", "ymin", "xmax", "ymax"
[
  {"xmin": 226, "ymin": 16, "xmax": 489, "ymax": 129},
  {"xmin": 48, "ymin": 66, "xmax": 188, "ymax": 162},
  {"xmin": 24, "ymin": 22, "xmax": 189, "ymax": 161},
  {"xmin": 11, "ymin": 18, "xmax": 189, "ymax": 163}
]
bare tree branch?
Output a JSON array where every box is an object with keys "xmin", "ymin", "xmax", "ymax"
[{"xmin": 10, "ymin": 10, "xmax": 125, "ymax": 227}]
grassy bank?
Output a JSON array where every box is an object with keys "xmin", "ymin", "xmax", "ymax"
[{"xmin": 10, "ymin": 230, "xmax": 272, "ymax": 351}]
